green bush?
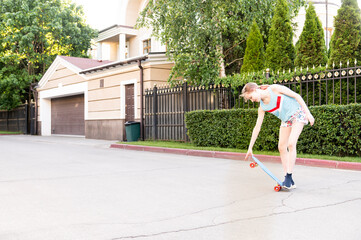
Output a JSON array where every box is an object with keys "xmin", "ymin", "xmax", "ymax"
[
  {"xmin": 328, "ymin": 0, "xmax": 361, "ymax": 67},
  {"xmin": 265, "ymin": 0, "xmax": 295, "ymax": 71},
  {"xmin": 295, "ymin": 2, "xmax": 327, "ymax": 68},
  {"xmin": 241, "ymin": 21, "xmax": 265, "ymax": 73},
  {"xmin": 185, "ymin": 104, "xmax": 361, "ymax": 157}
]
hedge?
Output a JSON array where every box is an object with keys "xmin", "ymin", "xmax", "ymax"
[{"xmin": 185, "ymin": 104, "xmax": 361, "ymax": 157}]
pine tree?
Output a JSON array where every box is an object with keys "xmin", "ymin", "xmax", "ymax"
[
  {"xmin": 265, "ymin": 0, "xmax": 295, "ymax": 71},
  {"xmin": 241, "ymin": 21, "xmax": 265, "ymax": 73},
  {"xmin": 328, "ymin": 0, "xmax": 361, "ymax": 67},
  {"xmin": 295, "ymin": 3, "xmax": 327, "ymax": 68}
]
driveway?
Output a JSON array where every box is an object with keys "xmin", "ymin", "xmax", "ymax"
[{"xmin": 1, "ymin": 135, "xmax": 360, "ymax": 240}]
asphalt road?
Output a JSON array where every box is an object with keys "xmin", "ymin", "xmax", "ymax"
[{"xmin": 1, "ymin": 135, "xmax": 360, "ymax": 240}]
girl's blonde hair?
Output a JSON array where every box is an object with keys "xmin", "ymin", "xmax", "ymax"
[
  {"xmin": 240, "ymin": 82, "xmax": 258, "ymax": 101},
  {"xmin": 240, "ymin": 82, "xmax": 269, "ymax": 101}
]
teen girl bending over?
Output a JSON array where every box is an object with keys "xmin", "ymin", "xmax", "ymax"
[{"xmin": 242, "ymin": 83, "xmax": 314, "ymax": 189}]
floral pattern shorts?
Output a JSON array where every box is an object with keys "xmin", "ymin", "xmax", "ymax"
[{"xmin": 281, "ymin": 107, "xmax": 308, "ymax": 127}]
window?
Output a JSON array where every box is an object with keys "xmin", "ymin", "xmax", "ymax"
[{"xmin": 143, "ymin": 39, "xmax": 151, "ymax": 54}]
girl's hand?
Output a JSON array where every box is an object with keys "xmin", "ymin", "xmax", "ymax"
[
  {"xmin": 245, "ymin": 149, "xmax": 253, "ymax": 161},
  {"xmin": 307, "ymin": 113, "xmax": 315, "ymax": 126}
]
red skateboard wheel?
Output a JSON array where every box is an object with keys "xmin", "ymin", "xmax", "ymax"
[
  {"xmin": 274, "ymin": 185, "xmax": 281, "ymax": 192},
  {"xmin": 250, "ymin": 162, "xmax": 256, "ymax": 168}
]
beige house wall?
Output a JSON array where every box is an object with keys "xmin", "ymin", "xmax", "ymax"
[
  {"xmin": 41, "ymin": 65, "xmax": 85, "ymax": 91},
  {"xmin": 87, "ymin": 68, "xmax": 139, "ymax": 120},
  {"xmin": 123, "ymin": 0, "xmax": 143, "ymax": 27},
  {"xmin": 84, "ymin": 61, "xmax": 173, "ymax": 140},
  {"xmin": 109, "ymin": 42, "xmax": 119, "ymax": 61},
  {"xmin": 128, "ymin": 36, "xmax": 139, "ymax": 58}
]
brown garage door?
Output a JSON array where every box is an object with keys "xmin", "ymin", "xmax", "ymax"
[{"xmin": 51, "ymin": 95, "xmax": 85, "ymax": 135}]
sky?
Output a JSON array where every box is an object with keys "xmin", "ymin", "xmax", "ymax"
[
  {"xmin": 72, "ymin": 0, "xmax": 121, "ymax": 31},
  {"xmin": 73, "ymin": 0, "xmax": 361, "ymax": 31}
]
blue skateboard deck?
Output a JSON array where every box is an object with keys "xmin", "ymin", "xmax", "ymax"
[{"xmin": 250, "ymin": 155, "xmax": 283, "ymax": 192}]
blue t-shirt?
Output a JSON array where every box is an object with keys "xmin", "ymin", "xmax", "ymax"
[{"xmin": 260, "ymin": 87, "xmax": 300, "ymax": 122}]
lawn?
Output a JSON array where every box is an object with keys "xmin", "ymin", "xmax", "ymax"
[
  {"xmin": 0, "ymin": 131, "xmax": 22, "ymax": 135},
  {"xmin": 118, "ymin": 140, "xmax": 361, "ymax": 163}
]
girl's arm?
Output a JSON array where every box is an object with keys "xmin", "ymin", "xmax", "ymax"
[
  {"xmin": 271, "ymin": 85, "xmax": 315, "ymax": 126},
  {"xmin": 245, "ymin": 107, "xmax": 265, "ymax": 160}
]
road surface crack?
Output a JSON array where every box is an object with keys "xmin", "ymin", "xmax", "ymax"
[{"xmin": 110, "ymin": 197, "xmax": 361, "ymax": 240}]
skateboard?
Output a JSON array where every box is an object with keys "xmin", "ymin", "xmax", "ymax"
[{"xmin": 249, "ymin": 155, "xmax": 283, "ymax": 192}]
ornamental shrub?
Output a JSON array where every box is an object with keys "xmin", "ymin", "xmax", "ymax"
[
  {"xmin": 241, "ymin": 21, "xmax": 265, "ymax": 73},
  {"xmin": 185, "ymin": 104, "xmax": 361, "ymax": 157},
  {"xmin": 295, "ymin": 2, "xmax": 327, "ymax": 68},
  {"xmin": 265, "ymin": 0, "xmax": 295, "ymax": 71},
  {"xmin": 328, "ymin": 0, "xmax": 361, "ymax": 67}
]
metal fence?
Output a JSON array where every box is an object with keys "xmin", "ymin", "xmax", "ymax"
[
  {"xmin": 145, "ymin": 65, "xmax": 361, "ymax": 141},
  {"xmin": 277, "ymin": 65, "xmax": 361, "ymax": 106},
  {"xmin": 0, "ymin": 103, "xmax": 36, "ymax": 134},
  {"xmin": 145, "ymin": 83, "xmax": 247, "ymax": 141}
]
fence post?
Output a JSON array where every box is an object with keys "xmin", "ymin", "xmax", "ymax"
[
  {"xmin": 265, "ymin": 68, "xmax": 270, "ymax": 79},
  {"xmin": 152, "ymin": 85, "xmax": 158, "ymax": 140},
  {"xmin": 6, "ymin": 111, "xmax": 9, "ymax": 132},
  {"xmin": 25, "ymin": 101, "xmax": 29, "ymax": 134},
  {"xmin": 183, "ymin": 81, "xmax": 188, "ymax": 141}
]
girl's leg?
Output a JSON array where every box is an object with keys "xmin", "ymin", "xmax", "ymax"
[
  {"xmin": 278, "ymin": 126, "xmax": 292, "ymax": 175},
  {"xmin": 286, "ymin": 122, "xmax": 305, "ymax": 173}
]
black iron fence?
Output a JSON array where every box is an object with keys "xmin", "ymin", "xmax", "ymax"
[
  {"xmin": 278, "ymin": 65, "xmax": 361, "ymax": 106},
  {"xmin": 144, "ymin": 83, "xmax": 236, "ymax": 141},
  {"xmin": 145, "ymin": 66, "xmax": 361, "ymax": 141},
  {"xmin": 0, "ymin": 103, "xmax": 36, "ymax": 134}
]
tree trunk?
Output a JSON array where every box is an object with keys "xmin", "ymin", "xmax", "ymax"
[{"xmin": 217, "ymin": 44, "xmax": 226, "ymax": 78}]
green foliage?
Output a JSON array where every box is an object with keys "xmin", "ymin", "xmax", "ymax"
[
  {"xmin": 295, "ymin": 3, "xmax": 327, "ymax": 68},
  {"xmin": 137, "ymin": 0, "xmax": 305, "ymax": 86},
  {"xmin": 241, "ymin": 21, "xmax": 265, "ymax": 73},
  {"xmin": 0, "ymin": 66, "xmax": 33, "ymax": 110},
  {"xmin": 185, "ymin": 104, "xmax": 361, "ymax": 157},
  {"xmin": 215, "ymin": 66, "xmax": 326, "ymax": 88},
  {"xmin": 328, "ymin": 0, "xmax": 361, "ymax": 67},
  {"xmin": 266, "ymin": 0, "xmax": 295, "ymax": 71},
  {"xmin": 0, "ymin": 0, "xmax": 97, "ymax": 110}
]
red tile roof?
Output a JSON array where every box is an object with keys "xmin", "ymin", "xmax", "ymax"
[{"xmin": 58, "ymin": 56, "xmax": 113, "ymax": 70}]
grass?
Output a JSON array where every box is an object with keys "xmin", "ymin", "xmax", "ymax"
[
  {"xmin": 117, "ymin": 140, "xmax": 361, "ymax": 163},
  {"xmin": 0, "ymin": 131, "xmax": 22, "ymax": 135}
]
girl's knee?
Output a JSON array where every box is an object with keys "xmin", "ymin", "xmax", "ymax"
[
  {"xmin": 278, "ymin": 144, "xmax": 288, "ymax": 153},
  {"xmin": 287, "ymin": 142, "xmax": 297, "ymax": 151}
]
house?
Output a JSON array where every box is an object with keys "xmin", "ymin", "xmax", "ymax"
[{"xmin": 37, "ymin": 0, "xmax": 172, "ymax": 140}]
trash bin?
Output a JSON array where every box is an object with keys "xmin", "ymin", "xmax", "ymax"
[{"xmin": 125, "ymin": 121, "xmax": 140, "ymax": 142}]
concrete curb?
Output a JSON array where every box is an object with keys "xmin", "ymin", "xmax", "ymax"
[{"xmin": 110, "ymin": 144, "xmax": 361, "ymax": 171}]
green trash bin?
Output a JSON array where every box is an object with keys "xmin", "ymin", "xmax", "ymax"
[{"xmin": 125, "ymin": 121, "xmax": 140, "ymax": 142}]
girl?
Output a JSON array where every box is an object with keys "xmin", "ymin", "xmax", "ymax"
[{"xmin": 242, "ymin": 83, "xmax": 314, "ymax": 189}]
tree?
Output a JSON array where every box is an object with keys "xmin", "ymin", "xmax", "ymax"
[
  {"xmin": 0, "ymin": 0, "xmax": 97, "ymax": 110},
  {"xmin": 137, "ymin": 0, "xmax": 305, "ymax": 86},
  {"xmin": 295, "ymin": 2, "xmax": 327, "ymax": 68},
  {"xmin": 328, "ymin": 0, "xmax": 361, "ymax": 67},
  {"xmin": 265, "ymin": 0, "xmax": 295, "ymax": 71},
  {"xmin": 241, "ymin": 21, "xmax": 265, "ymax": 73}
]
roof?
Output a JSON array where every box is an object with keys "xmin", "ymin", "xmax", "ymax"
[
  {"xmin": 79, "ymin": 55, "xmax": 148, "ymax": 75},
  {"xmin": 98, "ymin": 24, "xmax": 133, "ymax": 34},
  {"xmin": 58, "ymin": 56, "xmax": 113, "ymax": 70}
]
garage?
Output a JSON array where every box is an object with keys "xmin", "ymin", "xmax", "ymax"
[{"xmin": 51, "ymin": 95, "xmax": 85, "ymax": 135}]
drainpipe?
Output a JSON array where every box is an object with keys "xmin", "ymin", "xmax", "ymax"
[
  {"xmin": 138, "ymin": 60, "xmax": 144, "ymax": 141},
  {"xmin": 30, "ymin": 82, "xmax": 38, "ymax": 135}
]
